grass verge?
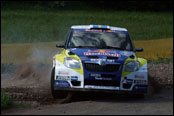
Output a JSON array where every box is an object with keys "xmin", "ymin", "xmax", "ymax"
[
  {"xmin": 147, "ymin": 58, "xmax": 173, "ymax": 64},
  {"xmin": 1, "ymin": 92, "xmax": 33, "ymax": 110},
  {"xmin": 13, "ymin": 102, "xmax": 32, "ymax": 109},
  {"xmin": 1, "ymin": 92, "xmax": 13, "ymax": 109}
]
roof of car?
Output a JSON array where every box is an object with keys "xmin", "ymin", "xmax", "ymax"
[{"xmin": 71, "ymin": 25, "xmax": 127, "ymax": 31}]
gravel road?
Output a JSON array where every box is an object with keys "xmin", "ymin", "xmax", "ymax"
[
  {"xmin": 1, "ymin": 88, "xmax": 173, "ymax": 115},
  {"xmin": 1, "ymin": 63, "xmax": 173, "ymax": 115}
]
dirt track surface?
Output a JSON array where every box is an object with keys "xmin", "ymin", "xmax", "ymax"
[
  {"xmin": 1, "ymin": 62, "xmax": 173, "ymax": 115},
  {"xmin": 1, "ymin": 88, "xmax": 173, "ymax": 115}
]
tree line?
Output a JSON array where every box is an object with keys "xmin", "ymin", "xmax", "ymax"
[{"xmin": 1, "ymin": 1, "xmax": 173, "ymax": 12}]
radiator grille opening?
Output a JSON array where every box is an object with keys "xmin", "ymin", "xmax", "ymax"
[{"xmin": 85, "ymin": 63, "xmax": 120, "ymax": 72}]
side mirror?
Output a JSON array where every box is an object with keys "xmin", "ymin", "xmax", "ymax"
[
  {"xmin": 56, "ymin": 44, "xmax": 64, "ymax": 48},
  {"xmin": 135, "ymin": 48, "xmax": 143, "ymax": 52}
]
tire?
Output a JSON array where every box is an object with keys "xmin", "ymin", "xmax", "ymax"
[
  {"xmin": 134, "ymin": 93, "xmax": 145, "ymax": 99},
  {"xmin": 50, "ymin": 67, "xmax": 73, "ymax": 103}
]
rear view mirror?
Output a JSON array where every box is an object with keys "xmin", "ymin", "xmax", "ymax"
[
  {"xmin": 56, "ymin": 44, "xmax": 64, "ymax": 48},
  {"xmin": 135, "ymin": 48, "xmax": 143, "ymax": 52}
]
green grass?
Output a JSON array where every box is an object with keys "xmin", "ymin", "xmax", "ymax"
[
  {"xmin": 14, "ymin": 102, "xmax": 32, "ymax": 109},
  {"xmin": 147, "ymin": 58, "xmax": 173, "ymax": 64},
  {"xmin": 1, "ymin": 10, "xmax": 173, "ymax": 44},
  {"xmin": 1, "ymin": 92, "xmax": 32, "ymax": 110},
  {"xmin": 1, "ymin": 92, "xmax": 13, "ymax": 109}
]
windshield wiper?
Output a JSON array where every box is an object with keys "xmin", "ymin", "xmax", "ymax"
[
  {"xmin": 71, "ymin": 46, "xmax": 98, "ymax": 48},
  {"xmin": 99, "ymin": 46, "xmax": 125, "ymax": 50},
  {"xmin": 70, "ymin": 46, "xmax": 127, "ymax": 50}
]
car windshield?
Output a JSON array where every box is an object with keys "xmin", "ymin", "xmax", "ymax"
[{"xmin": 67, "ymin": 30, "xmax": 134, "ymax": 51}]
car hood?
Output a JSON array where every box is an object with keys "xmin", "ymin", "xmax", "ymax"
[{"xmin": 66, "ymin": 48, "xmax": 135, "ymax": 64}]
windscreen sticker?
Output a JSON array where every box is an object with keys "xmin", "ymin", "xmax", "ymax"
[
  {"xmin": 85, "ymin": 29, "xmax": 115, "ymax": 32},
  {"xmin": 88, "ymin": 50, "xmax": 115, "ymax": 53}
]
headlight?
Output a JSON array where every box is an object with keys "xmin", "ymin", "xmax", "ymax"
[
  {"xmin": 64, "ymin": 57, "xmax": 81, "ymax": 69},
  {"xmin": 124, "ymin": 61, "xmax": 139, "ymax": 72}
]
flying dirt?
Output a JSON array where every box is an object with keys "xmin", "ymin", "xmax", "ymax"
[{"xmin": 1, "ymin": 46, "xmax": 58, "ymax": 103}]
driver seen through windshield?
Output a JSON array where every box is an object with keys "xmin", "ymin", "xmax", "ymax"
[{"xmin": 68, "ymin": 30, "xmax": 134, "ymax": 51}]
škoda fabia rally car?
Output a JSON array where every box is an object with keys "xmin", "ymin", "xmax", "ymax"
[{"xmin": 51, "ymin": 25, "xmax": 148, "ymax": 100}]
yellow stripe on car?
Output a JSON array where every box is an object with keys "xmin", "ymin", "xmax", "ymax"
[
  {"xmin": 121, "ymin": 56, "xmax": 147, "ymax": 77},
  {"xmin": 55, "ymin": 49, "xmax": 84, "ymax": 75}
]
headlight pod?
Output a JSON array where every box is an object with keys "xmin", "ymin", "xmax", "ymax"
[
  {"xmin": 124, "ymin": 61, "xmax": 139, "ymax": 72},
  {"xmin": 64, "ymin": 57, "xmax": 81, "ymax": 69}
]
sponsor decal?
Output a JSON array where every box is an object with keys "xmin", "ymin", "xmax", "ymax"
[
  {"xmin": 90, "ymin": 58, "xmax": 115, "ymax": 63},
  {"xmin": 84, "ymin": 50, "xmax": 120, "ymax": 57},
  {"xmin": 56, "ymin": 76, "xmax": 70, "ymax": 81},
  {"xmin": 95, "ymin": 77, "xmax": 112, "ymax": 80},
  {"xmin": 90, "ymin": 73, "xmax": 112, "ymax": 80},
  {"xmin": 90, "ymin": 73, "xmax": 101, "ymax": 77},
  {"xmin": 55, "ymin": 80, "xmax": 70, "ymax": 87},
  {"xmin": 85, "ymin": 29, "xmax": 115, "ymax": 32},
  {"xmin": 85, "ymin": 29, "xmax": 102, "ymax": 32},
  {"xmin": 71, "ymin": 76, "xmax": 78, "ymax": 81},
  {"xmin": 84, "ymin": 52, "xmax": 102, "ymax": 56},
  {"xmin": 88, "ymin": 50, "xmax": 115, "ymax": 53},
  {"xmin": 59, "ymin": 71, "xmax": 69, "ymax": 75}
]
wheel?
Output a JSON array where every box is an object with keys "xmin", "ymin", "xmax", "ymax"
[{"xmin": 50, "ymin": 67, "xmax": 73, "ymax": 103}]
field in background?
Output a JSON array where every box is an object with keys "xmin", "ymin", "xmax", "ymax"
[
  {"xmin": 1, "ymin": 9, "xmax": 173, "ymax": 66},
  {"xmin": 1, "ymin": 10, "xmax": 173, "ymax": 44},
  {"xmin": 1, "ymin": 38, "xmax": 173, "ymax": 64},
  {"xmin": 134, "ymin": 38, "xmax": 173, "ymax": 59}
]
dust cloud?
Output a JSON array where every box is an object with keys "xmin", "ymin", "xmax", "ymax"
[{"xmin": 1, "ymin": 45, "xmax": 59, "ymax": 91}]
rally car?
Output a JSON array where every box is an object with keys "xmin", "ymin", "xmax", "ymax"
[{"xmin": 51, "ymin": 25, "xmax": 148, "ymax": 100}]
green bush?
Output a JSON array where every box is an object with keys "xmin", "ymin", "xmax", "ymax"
[{"xmin": 1, "ymin": 92, "xmax": 13, "ymax": 109}]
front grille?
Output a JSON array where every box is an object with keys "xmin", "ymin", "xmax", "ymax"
[
  {"xmin": 85, "ymin": 63, "xmax": 120, "ymax": 72},
  {"xmin": 84, "ymin": 80, "xmax": 120, "ymax": 87},
  {"xmin": 101, "ymin": 74, "xmax": 115, "ymax": 78}
]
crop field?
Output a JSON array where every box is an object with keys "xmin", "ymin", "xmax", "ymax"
[{"xmin": 134, "ymin": 38, "xmax": 173, "ymax": 59}]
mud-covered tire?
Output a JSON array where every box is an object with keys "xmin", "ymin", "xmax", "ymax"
[
  {"xmin": 134, "ymin": 93, "xmax": 145, "ymax": 99},
  {"xmin": 51, "ymin": 67, "xmax": 73, "ymax": 103}
]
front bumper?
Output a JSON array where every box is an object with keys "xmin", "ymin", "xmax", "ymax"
[
  {"xmin": 54, "ymin": 60, "xmax": 148, "ymax": 94},
  {"xmin": 54, "ymin": 85, "xmax": 148, "ymax": 94}
]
